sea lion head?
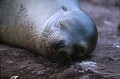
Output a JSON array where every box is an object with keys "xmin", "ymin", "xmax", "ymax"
[{"xmin": 43, "ymin": 9, "xmax": 98, "ymax": 64}]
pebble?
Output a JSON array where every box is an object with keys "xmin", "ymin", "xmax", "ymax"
[
  {"xmin": 61, "ymin": 67, "xmax": 78, "ymax": 78},
  {"xmin": 6, "ymin": 60, "xmax": 13, "ymax": 64},
  {"xmin": 10, "ymin": 76, "xmax": 19, "ymax": 79},
  {"xmin": 118, "ymin": 24, "xmax": 120, "ymax": 31},
  {"xmin": 37, "ymin": 71, "xmax": 44, "ymax": 75}
]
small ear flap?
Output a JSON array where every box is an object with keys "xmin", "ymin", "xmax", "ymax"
[
  {"xmin": 58, "ymin": 19, "xmax": 69, "ymax": 28},
  {"xmin": 59, "ymin": 20, "xmax": 64, "ymax": 27}
]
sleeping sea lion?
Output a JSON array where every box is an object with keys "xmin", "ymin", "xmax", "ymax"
[{"xmin": 0, "ymin": 0, "xmax": 98, "ymax": 64}]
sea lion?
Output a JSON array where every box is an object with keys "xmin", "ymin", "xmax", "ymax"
[{"xmin": 0, "ymin": 0, "xmax": 98, "ymax": 64}]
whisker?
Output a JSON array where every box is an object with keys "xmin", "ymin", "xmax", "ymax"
[
  {"xmin": 60, "ymin": 54, "xmax": 70, "ymax": 66},
  {"xmin": 67, "ymin": 55, "xmax": 72, "ymax": 61}
]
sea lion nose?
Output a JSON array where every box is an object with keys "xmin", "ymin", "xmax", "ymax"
[
  {"xmin": 57, "ymin": 40, "xmax": 66, "ymax": 48},
  {"xmin": 57, "ymin": 42, "xmax": 88, "ymax": 61},
  {"xmin": 51, "ymin": 40, "xmax": 65, "ymax": 49},
  {"xmin": 71, "ymin": 45, "xmax": 86, "ymax": 54},
  {"xmin": 67, "ymin": 44, "xmax": 88, "ymax": 60},
  {"xmin": 57, "ymin": 40, "xmax": 87, "ymax": 57}
]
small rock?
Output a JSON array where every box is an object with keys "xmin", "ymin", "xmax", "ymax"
[
  {"xmin": 10, "ymin": 76, "xmax": 19, "ymax": 79},
  {"xmin": 78, "ymin": 70, "xmax": 85, "ymax": 73},
  {"xmin": 61, "ymin": 67, "xmax": 78, "ymax": 78},
  {"xmin": 104, "ymin": 20, "xmax": 112, "ymax": 26},
  {"xmin": 113, "ymin": 43, "xmax": 120, "ymax": 48},
  {"xmin": 6, "ymin": 60, "xmax": 13, "ymax": 64},
  {"xmin": 32, "ymin": 70, "xmax": 44, "ymax": 75},
  {"xmin": 108, "ymin": 56, "xmax": 120, "ymax": 62},
  {"xmin": 37, "ymin": 71, "xmax": 44, "ymax": 75},
  {"xmin": 13, "ymin": 52, "xmax": 20, "ymax": 56},
  {"xmin": 118, "ymin": 24, "xmax": 120, "ymax": 31},
  {"xmin": 116, "ymin": 45, "xmax": 120, "ymax": 48},
  {"xmin": 19, "ymin": 65, "xmax": 27, "ymax": 69}
]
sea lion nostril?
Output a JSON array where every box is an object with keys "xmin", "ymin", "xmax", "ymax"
[
  {"xmin": 79, "ymin": 48, "xmax": 86, "ymax": 56},
  {"xmin": 67, "ymin": 47, "xmax": 87, "ymax": 61},
  {"xmin": 51, "ymin": 40, "xmax": 65, "ymax": 48},
  {"xmin": 59, "ymin": 40, "xmax": 65, "ymax": 48},
  {"xmin": 72, "ymin": 45, "xmax": 87, "ymax": 57}
]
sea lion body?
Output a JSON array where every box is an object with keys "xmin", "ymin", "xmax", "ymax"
[{"xmin": 0, "ymin": 0, "xmax": 98, "ymax": 64}]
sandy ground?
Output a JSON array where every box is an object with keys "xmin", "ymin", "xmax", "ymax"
[{"xmin": 0, "ymin": 1, "xmax": 120, "ymax": 79}]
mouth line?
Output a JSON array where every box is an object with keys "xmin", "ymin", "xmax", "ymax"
[
  {"xmin": 49, "ymin": 46, "xmax": 87, "ymax": 66},
  {"xmin": 58, "ymin": 47, "xmax": 87, "ymax": 60}
]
